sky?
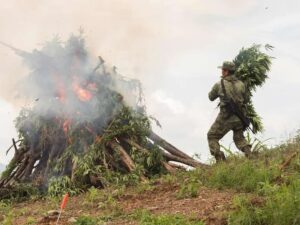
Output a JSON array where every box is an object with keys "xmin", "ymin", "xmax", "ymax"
[{"xmin": 1, "ymin": 0, "xmax": 300, "ymax": 165}]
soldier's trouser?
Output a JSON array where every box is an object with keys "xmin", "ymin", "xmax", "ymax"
[{"xmin": 207, "ymin": 112, "xmax": 250, "ymax": 159}]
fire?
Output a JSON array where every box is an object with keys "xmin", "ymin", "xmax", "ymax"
[
  {"xmin": 63, "ymin": 119, "xmax": 72, "ymax": 144},
  {"xmin": 63, "ymin": 119, "xmax": 72, "ymax": 135},
  {"xmin": 72, "ymin": 79, "xmax": 93, "ymax": 102}
]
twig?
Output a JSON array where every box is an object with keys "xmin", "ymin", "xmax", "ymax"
[
  {"xmin": 6, "ymin": 139, "xmax": 22, "ymax": 155},
  {"xmin": 279, "ymin": 152, "xmax": 298, "ymax": 171},
  {"xmin": 93, "ymin": 56, "xmax": 105, "ymax": 72},
  {"xmin": 12, "ymin": 138, "xmax": 18, "ymax": 152}
]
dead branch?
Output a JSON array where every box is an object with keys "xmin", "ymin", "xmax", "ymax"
[
  {"xmin": 148, "ymin": 131, "xmax": 195, "ymax": 161},
  {"xmin": 6, "ymin": 139, "xmax": 23, "ymax": 155},
  {"xmin": 163, "ymin": 151, "xmax": 209, "ymax": 169},
  {"xmin": 109, "ymin": 141, "xmax": 135, "ymax": 172},
  {"xmin": 279, "ymin": 152, "xmax": 298, "ymax": 171},
  {"xmin": 108, "ymin": 140, "xmax": 147, "ymax": 182},
  {"xmin": 162, "ymin": 162, "xmax": 177, "ymax": 173},
  {"xmin": 168, "ymin": 162, "xmax": 187, "ymax": 170}
]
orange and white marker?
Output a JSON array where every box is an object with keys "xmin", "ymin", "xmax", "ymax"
[{"xmin": 55, "ymin": 193, "xmax": 69, "ymax": 225}]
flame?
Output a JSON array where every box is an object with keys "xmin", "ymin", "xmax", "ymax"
[
  {"xmin": 63, "ymin": 119, "xmax": 72, "ymax": 144},
  {"xmin": 72, "ymin": 78, "xmax": 93, "ymax": 102},
  {"xmin": 63, "ymin": 119, "xmax": 71, "ymax": 135}
]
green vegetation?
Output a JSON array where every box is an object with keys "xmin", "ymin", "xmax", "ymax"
[
  {"xmin": 229, "ymin": 179, "xmax": 300, "ymax": 225},
  {"xmin": 68, "ymin": 210, "xmax": 204, "ymax": 225},
  {"xmin": 2, "ymin": 131, "xmax": 300, "ymax": 224},
  {"xmin": 207, "ymin": 159, "xmax": 280, "ymax": 192},
  {"xmin": 0, "ymin": 183, "xmax": 39, "ymax": 202},
  {"xmin": 226, "ymin": 132, "xmax": 300, "ymax": 225},
  {"xmin": 158, "ymin": 132, "xmax": 300, "ymax": 224},
  {"xmin": 132, "ymin": 209, "xmax": 204, "ymax": 225},
  {"xmin": 75, "ymin": 216, "xmax": 98, "ymax": 225},
  {"xmin": 25, "ymin": 217, "xmax": 36, "ymax": 225},
  {"xmin": 2, "ymin": 106, "xmax": 168, "ymax": 198},
  {"xmin": 48, "ymin": 176, "xmax": 82, "ymax": 197},
  {"xmin": 176, "ymin": 174, "xmax": 202, "ymax": 199},
  {"xmin": 0, "ymin": 202, "xmax": 17, "ymax": 225},
  {"xmin": 233, "ymin": 44, "xmax": 273, "ymax": 133}
]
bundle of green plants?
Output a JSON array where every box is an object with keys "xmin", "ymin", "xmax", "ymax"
[{"xmin": 233, "ymin": 44, "xmax": 273, "ymax": 133}]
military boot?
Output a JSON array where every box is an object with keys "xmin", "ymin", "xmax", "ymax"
[{"xmin": 215, "ymin": 151, "xmax": 226, "ymax": 162}]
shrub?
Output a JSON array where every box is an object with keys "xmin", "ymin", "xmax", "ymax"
[
  {"xmin": 229, "ymin": 179, "xmax": 300, "ymax": 225},
  {"xmin": 176, "ymin": 181, "xmax": 201, "ymax": 199}
]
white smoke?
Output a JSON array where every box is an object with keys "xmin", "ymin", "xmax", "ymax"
[{"xmin": 8, "ymin": 32, "xmax": 143, "ymax": 127}]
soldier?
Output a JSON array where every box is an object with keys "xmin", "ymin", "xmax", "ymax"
[{"xmin": 207, "ymin": 61, "xmax": 252, "ymax": 161}]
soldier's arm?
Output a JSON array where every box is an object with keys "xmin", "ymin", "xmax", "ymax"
[{"xmin": 208, "ymin": 82, "xmax": 219, "ymax": 101}]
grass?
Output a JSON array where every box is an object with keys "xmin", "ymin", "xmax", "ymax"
[
  {"xmin": 226, "ymin": 133, "xmax": 300, "ymax": 225},
  {"xmin": 0, "ymin": 202, "xmax": 13, "ymax": 225},
  {"xmin": 68, "ymin": 210, "xmax": 204, "ymax": 225},
  {"xmin": 132, "ymin": 209, "xmax": 204, "ymax": 225},
  {"xmin": 75, "ymin": 215, "xmax": 98, "ymax": 225},
  {"xmin": 207, "ymin": 158, "xmax": 280, "ymax": 192},
  {"xmin": 2, "ymin": 132, "xmax": 300, "ymax": 224},
  {"xmin": 229, "ymin": 179, "xmax": 300, "ymax": 225}
]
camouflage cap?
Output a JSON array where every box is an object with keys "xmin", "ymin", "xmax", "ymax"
[{"xmin": 218, "ymin": 61, "xmax": 236, "ymax": 71}]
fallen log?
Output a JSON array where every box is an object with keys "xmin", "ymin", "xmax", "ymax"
[
  {"xmin": 148, "ymin": 131, "xmax": 195, "ymax": 161},
  {"xmin": 108, "ymin": 140, "xmax": 147, "ymax": 182},
  {"xmin": 123, "ymin": 137, "xmax": 209, "ymax": 170},
  {"xmin": 162, "ymin": 162, "xmax": 177, "ymax": 173},
  {"xmin": 163, "ymin": 151, "xmax": 208, "ymax": 169},
  {"xmin": 168, "ymin": 162, "xmax": 187, "ymax": 170},
  {"xmin": 109, "ymin": 140, "xmax": 136, "ymax": 172},
  {"xmin": 122, "ymin": 138, "xmax": 177, "ymax": 173}
]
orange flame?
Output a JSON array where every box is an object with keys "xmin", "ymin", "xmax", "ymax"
[
  {"xmin": 63, "ymin": 119, "xmax": 71, "ymax": 135},
  {"xmin": 63, "ymin": 119, "xmax": 73, "ymax": 144},
  {"xmin": 72, "ymin": 81, "xmax": 93, "ymax": 102}
]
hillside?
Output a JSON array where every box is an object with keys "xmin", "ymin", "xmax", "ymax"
[{"xmin": 1, "ymin": 132, "xmax": 300, "ymax": 225}]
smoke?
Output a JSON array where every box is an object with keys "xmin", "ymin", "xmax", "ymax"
[{"xmin": 11, "ymin": 32, "xmax": 143, "ymax": 128}]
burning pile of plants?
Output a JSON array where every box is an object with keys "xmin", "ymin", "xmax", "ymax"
[{"xmin": 0, "ymin": 33, "xmax": 205, "ymax": 196}]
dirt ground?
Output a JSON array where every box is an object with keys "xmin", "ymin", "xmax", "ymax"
[{"xmin": 9, "ymin": 182, "xmax": 236, "ymax": 225}]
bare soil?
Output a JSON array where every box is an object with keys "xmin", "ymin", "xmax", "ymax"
[{"xmin": 9, "ymin": 182, "xmax": 236, "ymax": 225}]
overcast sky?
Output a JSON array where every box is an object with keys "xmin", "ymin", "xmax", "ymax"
[{"xmin": 1, "ymin": 0, "xmax": 300, "ymax": 165}]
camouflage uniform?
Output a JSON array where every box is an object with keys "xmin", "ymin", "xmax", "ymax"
[{"xmin": 207, "ymin": 62, "xmax": 251, "ymax": 161}]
